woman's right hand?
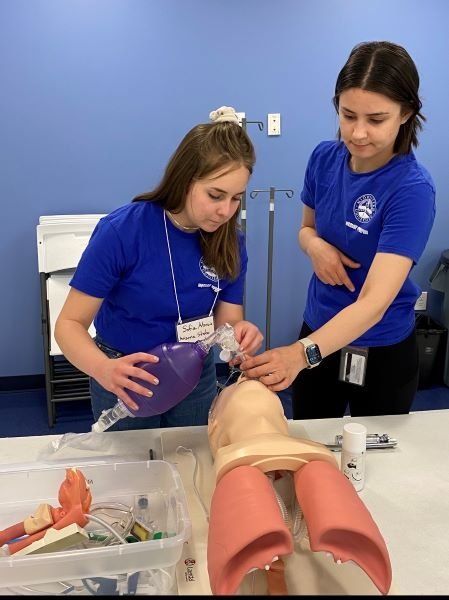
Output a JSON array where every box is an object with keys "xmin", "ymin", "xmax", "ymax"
[
  {"xmin": 307, "ymin": 237, "xmax": 360, "ymax": 292},
  {"xmin": 240, "ymin": 343, "xmax": 306, "ymax": 391},
  {"xmin": 94, "ymin": 352, "xmax": 160, "ymax": 411}
]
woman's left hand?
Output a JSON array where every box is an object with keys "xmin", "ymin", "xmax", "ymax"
[{"xmin": 231, "ymin": 320, "xmax": 264, "ymax": 361}]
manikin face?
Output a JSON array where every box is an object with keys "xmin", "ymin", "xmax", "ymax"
[
  {"xmin": 338, "ymin": 88, "xmax": 411, "ymax": 173},
  {"xmin": 208, "ymin": 377, "xmax": 289, "ymax": 458},
  {"xmin": 179, "ymin": 164, "xmax": 249, "ymax": 232}
]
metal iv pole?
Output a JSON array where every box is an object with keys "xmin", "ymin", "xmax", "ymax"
[
  {"xmin": 240, "ymin": 117, "xmax": 264, "ymax": 237},
  {"xmin": 249, "ymin": 187, "xmax": 294, "ymax": 350},
  {"xmin": 240, "ymin": 117, "xmax": 264, "ymax": 315}
]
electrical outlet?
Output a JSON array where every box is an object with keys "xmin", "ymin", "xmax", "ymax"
[
  {"xmin": 268, "ymin": 113, "xmax": 281, "ymax": 136},
  {"xmin": 236, "ymin": 112, "xmax": 245, "ymax": 127},
  {"xmin": 415, "ymin": 291, "xmax": 428, "ymax": 311}
]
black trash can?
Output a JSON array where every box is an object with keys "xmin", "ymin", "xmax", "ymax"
[
  {"xmin": 429, "ymin": 249, "xmax": 449, "ymax": 386},
  {"xmin": 415, "ymin": 314, "xmax": 448, "ymax": 389}
]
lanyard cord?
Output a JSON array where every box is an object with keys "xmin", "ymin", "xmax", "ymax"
[
  {"xmin": 164, "ymin": 210, "xmax": 182, "ymax": 324},
  {"xmin": 163, "ymin": 210, "xmax": 220, "ymax": 324},
  {"xmin": 209, "ymin": 285, "xmax": 220, "ymax": 315}
]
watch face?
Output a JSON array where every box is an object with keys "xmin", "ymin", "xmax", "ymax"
[{"xmin": 306, "ymin": 343, "xmax": 322, "ymax": 366}]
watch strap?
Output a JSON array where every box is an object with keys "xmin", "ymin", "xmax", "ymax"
[
  {"xmin": 299, "ymin": 337, "xmax": 315, "ymax": 349},
  {"xmin": 298, "ymin": 337, "xmax": 321, "ymax": 369}
]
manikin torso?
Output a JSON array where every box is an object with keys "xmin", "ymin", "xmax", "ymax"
[
  {"xmin": 208, "ymin": 377, "xmax": 336, "ymax": 480},
  {"xmin": 206, "ymin": 377, "xmax": 393, "ymax": 597}
]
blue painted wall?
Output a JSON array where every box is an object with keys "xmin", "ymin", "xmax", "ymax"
[{"xmin": 1, "ymin": 0, "xmax": 448, "ymax": 376}]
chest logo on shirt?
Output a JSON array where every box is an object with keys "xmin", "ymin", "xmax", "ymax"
[
  {"xmin": 199, "ymin": 257, "xmax": 219, "ymax": 282},
  {"xmin": 353, "ymin": 194, "xmax": 377, "ymax": 223}
]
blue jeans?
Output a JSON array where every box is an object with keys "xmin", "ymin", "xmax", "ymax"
[{"xmin": 90, "ymin": 337, "xmax": 218, "ymax": 430}]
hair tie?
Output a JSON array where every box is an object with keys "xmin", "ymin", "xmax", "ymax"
[{"xmin": 209, "ymin": 106, "xmax": 240, "ymax": 125}]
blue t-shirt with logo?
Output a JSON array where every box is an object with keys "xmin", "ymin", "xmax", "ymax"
[
  {"xmin": 300, "ymin": 140, "xmax": 436, "ymax": 346},
  {"xmin": 70, "ymin": 201, "xmax": 247, "ymax": 353}
]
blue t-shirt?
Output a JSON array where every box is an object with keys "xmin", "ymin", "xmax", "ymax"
[
  {"xmin": 70, "ymin": 201, "xmax": 247, "ymax": 353},
  {"xmin": 300, "ymin": 140, "xmax": 436, "ymax": 346}
]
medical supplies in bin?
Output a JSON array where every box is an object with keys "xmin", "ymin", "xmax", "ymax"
[{"xmin": 0, "ymin": 460, "xmax": 191, "ymax": 595}]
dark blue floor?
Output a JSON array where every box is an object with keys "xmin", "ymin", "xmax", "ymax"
[
  {"xmin": 0, "ymin": 389, "xmax": 94, "ymax": 437},
  {"xmin": 278, "ymin": 384, "xmax": 449, "ymax": 419},
  {"xmin": 1, "ymin": 382, "xmax": 449, "ymax": 438}
]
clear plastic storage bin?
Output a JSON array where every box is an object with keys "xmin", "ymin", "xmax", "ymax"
[{"xmin": 0, "ymin": 460, "xmax": 191, "ymax": 595}]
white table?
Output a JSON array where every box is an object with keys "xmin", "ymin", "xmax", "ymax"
[{"xmin": 1, "ymin": 409, "xmax": 448, "ymax": 595}]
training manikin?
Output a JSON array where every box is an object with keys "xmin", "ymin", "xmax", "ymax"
[{"xmin": 206, "ymin": 376, "xmax": 392, "ymax": 595}]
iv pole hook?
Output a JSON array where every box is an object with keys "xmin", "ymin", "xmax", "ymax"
[{"xmin": 249, "ymin": 188, "xmax": 295, "ymax": 350}]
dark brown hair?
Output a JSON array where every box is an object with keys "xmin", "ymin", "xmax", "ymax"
[
  {"xmin": 133, "ymin": 122, "xmax": 255, "ymax": 279},
  {"xmin": 333, "ymin": 41, "xmax": 425, "ymax": 153}
]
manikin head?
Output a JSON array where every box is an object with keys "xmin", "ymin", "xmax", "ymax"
[{"xmin": 208, "ymin": 376, "xmax": 289, "ymax": 458}]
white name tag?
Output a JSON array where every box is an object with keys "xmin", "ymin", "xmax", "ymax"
[
  {"xmin": 339, "ymin": 346, "xmax": 368, "ymax": 386},
  {"xmin": 176, "ymin": 315, "xmax": 215, "ymax": 343}
]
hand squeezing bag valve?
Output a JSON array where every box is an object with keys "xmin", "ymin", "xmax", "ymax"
[{"xmin": 92, "ymin": 323, "xmax": 244, "ymax": 433}]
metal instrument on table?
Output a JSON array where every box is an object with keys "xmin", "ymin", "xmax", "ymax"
[{"xmin": 326, "ymin": 433, "xmax": 398, "ymax": 452}]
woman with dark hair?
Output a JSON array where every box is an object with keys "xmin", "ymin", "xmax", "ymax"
[
  {"xmin": 242, "ymin": 42, "xmax": 436, "ymax": 419},
  {"xmin": 55, "ymin": 106, "xmax": 263, "ymax": 429}
]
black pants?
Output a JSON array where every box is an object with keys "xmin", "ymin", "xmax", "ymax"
[{"xmin": 292, "ymin": 322, "xmax": 419, "ymax": 419}]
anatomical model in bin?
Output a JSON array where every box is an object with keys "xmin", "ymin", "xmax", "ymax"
[
  {"xmin": 0, "ymin": 468, "xmax": 92, "ymax": 555},
  {"xmin": 206, "ymin": 376, "xmax": 392, "ymax": 595}
]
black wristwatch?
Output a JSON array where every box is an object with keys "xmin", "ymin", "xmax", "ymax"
[{"xmin": 298, "ymin": 337, "xmax": 322, "ymax": 369}]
